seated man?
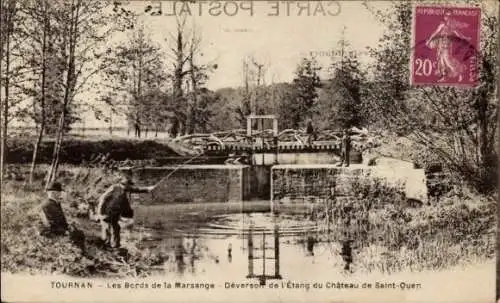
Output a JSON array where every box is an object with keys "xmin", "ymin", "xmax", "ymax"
[
  {"xmin": 38, "ymin": 181, "xmax": 69, "ymax": 237},
  {"xmin": 97, "ymin": 175, "xmax": 155, "ymax": 248}
]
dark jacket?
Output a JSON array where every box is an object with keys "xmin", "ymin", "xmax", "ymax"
[
  {"xmin": 306, "ymin": 121, "xmax": 314, "ymax": 135},
  {"xmin": 97, "ymin": 184, "xmax": 149, "ymax": 221},
  {"xmin": 39, "ymin": 198, "xmax": 69, "ymax": 233},
  {"xmin": 342, "ymin": 134, "xmax": 351, "ymax": 152}
]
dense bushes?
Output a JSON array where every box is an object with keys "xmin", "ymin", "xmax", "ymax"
[{"xmin": 310, "ymin": 176, "xmax": 495, "ymax": 273}]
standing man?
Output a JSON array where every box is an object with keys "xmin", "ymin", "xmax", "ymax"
[
  {"xmin": 340, "ymin": 129, "xmax": 351, "ymax": 167},
  {"xmin": 306, "ymin": 119, "xmax": 315, "ymax": 145},
  {"xmin": 38, "ymin": 181, "xmax": 69, "ymax": 237},
  {"xmin": 97, "ymin": 175, "xmax": 155, "ymax": 248}
]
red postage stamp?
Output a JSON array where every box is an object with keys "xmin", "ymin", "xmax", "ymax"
[{"xmin": 411, "ymin": 6, "xmax": 481, "ymax": 87}]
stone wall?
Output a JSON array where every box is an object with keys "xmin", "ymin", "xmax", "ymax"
[
  {"xmin": 126, "ymin": 165, "xmax": 250, "ymax": 204},
  {"xmin": 271, "ymin": 165, "xmax": 367, "ymax": 203},
  {"xmin": 271, "ymin": 164, "xmax": 427, "ymax": 204}
]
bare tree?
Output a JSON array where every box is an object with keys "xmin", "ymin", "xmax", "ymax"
[
  {"xmin": 19, "ymin": 0, "xmax": 59, "ymax": 184},
  {"xmin": 0, "ymin": 0, "xmax": 21, "ymax": 186},
  {"xmin": 45, "ymin": 0, "xmax": 133, "ymax": 187}
]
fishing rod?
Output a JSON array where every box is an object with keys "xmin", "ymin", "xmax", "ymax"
[
  {"xmin": 152, "ymin": 131, "xmax": 248, "ymax": 186},
  {"xmin": 150, "ymin": 151, "xmax": 207, "ymax": 196}
]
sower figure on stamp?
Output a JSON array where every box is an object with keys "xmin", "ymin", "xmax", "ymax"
[
  {"xmin": 97, "ymin": 175, "xmax": 155, "ymax": 248},
  {"xmin": 38, "ymin": 181, "xmax": 69, "ymax": 237},
  {"xmin": 340, "ymin": 129, "xmax": 351, "ymax": 167},
  {"xmin": 425, "ymin": 11, "xmax": 471, "ymax": 83}
]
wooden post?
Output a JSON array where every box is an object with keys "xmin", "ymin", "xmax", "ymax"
[
  {"xmin": 262, "ymin": 232, "xmax": 266, "ymax": 277},
  {"xmin": 246, "ymin": 227, "xmax": 254, "ymax": 278},
  {"xmin": 247, "ymin": 116, "xmax": 252, "ymax": 137},
  {"xmin": 273, "ymin": 118, "xmax": 278, "ymax": 164},
  {"xmin": 274, "ymin": 224, "xmax": 281, "ymax": 278}
]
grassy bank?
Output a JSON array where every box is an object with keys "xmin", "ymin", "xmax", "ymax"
[
  {"xmin": 310, "ymin": 176, "xmax": 495, "ymax": 273},
  {"xmin": 1, "ymin": 165, "xmax": 173, "ymax": 277}
]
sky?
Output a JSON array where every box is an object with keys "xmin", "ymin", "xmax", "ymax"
[
  {"xmin": 142, "ymin": 0, "xmax": 388, "ymax": 90},
  {"xmin": 26, "ymin": 1, "xmax": 392, "ymax": 128},
  {"xmin": 11, "ymin": 1, "xmax": 499, "ymax": 129}
]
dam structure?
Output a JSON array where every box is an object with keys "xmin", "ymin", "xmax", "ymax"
[{"xmin": 121, "ymin": 115, "xmax": 428, "ymax": 209}]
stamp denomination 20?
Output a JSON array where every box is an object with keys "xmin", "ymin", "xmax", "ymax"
[{"xmin": 411, "ymin": 6, "xmax": 481, "ymax": 87}]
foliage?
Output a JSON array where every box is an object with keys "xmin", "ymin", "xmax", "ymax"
[
  {"xmin": 100, "ymin": 23, "xmax": 168, "ymax": 136},
  {"xmin": 310, "ymin": 175, "xmax": 494, "ymax": 273},
  {"xmin": 317, "ymin": 32, "xmax": 367, "ymax": 130},
  {"xmin": 279, "ymin": 58, "xmax": 322, "ymax": 129},
  {"xmin": 363, "ymin": 1, "xmax": 498, "ymax": 193}
]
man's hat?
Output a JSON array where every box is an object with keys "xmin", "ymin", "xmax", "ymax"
[{"xmin": 47, "ymin": 181, "xmax": 63, "ymax": 192}]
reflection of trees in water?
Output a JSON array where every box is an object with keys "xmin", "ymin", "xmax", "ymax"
[
  {"xmin": 165, "ymin": 235, "xmax": 221, "ymax": 275},
  {"xmin": 174, "ymin": 237, "xmax": 187, "ymax": 274},
  {"xmin": 163, "ymin": 236, "xmax": 197, "ymax": 274}
]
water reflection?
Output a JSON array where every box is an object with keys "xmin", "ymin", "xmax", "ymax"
[
  {"xmin": 173, "ymin": 237, "xmax": 186, "ymax": 274},
  {"xmin": 245, "ymin": 219, "xmax": 282, "ymax": 284},
  {"xmin": 306, "ymin": 234, "xmax": 316, "ymax": 256},
  {"xmin": 140, "ymin": 211, "xmax": 355, "ymax": 281},
  {"xmin": 227, "ymin": 243, "xmax": 232, "ymax": 263}
]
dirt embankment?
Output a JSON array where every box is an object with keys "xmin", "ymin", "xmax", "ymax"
[
  {"xmin": 1, "ymin": 166, "xmax": 173, "ymax": 278},
  {"xmin": 4, "ymin": 138, "xmax": 183, "ymax": 164}
]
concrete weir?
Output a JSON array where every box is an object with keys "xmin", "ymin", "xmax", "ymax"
[
  {"xmin": 124, "ymin": 165, "xmax": 252, "ymax": 204},
  {"xmin": 123, "ymin": 163, "xmax": 427, "ymax": 207},
  {"xmin": 271, "ymin": 164, "xmax": 428, "ymax": 206}
]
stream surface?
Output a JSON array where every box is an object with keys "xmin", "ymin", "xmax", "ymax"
[{"xmin": 130, "ymin": 212, "xmax": 349, "ymax": 282}]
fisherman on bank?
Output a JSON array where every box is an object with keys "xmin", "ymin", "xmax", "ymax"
[
  {"xmin": 38, "ymin": 181, "xmax": 70, "ymax": 236},
  {"xmin": 97, "ymin": 175, "xmax": 155, "ymax": 248}
]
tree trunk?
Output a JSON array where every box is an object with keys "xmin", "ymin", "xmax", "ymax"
[
  {"xmin": 188, "ymin": 52, "xmax": 198, "ymax": 134},
  {"xmin": 30, "ymin": 4, "xmax": 49, "ymax": 184},
  {"xmin": 45, "ymin": 0, "xmax": 79, "ymax": 188},
  {"xmin": 109, "ymin": 110, "xmax": 113, "ymax": 135},
  {"xmin": 477, "ymin": 93, "xmax": 492, "ymax": 193},
  {"xmin": 29, "ymin": 122, "xmax": 45, "ymax": 184},
  {"xmin": 1, "ymin": 20, "xmax": 11, "ymax": 188},
  {"xmin": 174, "ymin": 28, "xmax": 185, "ymax": 133}
]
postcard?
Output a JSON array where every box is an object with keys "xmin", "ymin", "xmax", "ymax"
[{"xmin": 1, "ymin": 1, "xmax": 498, "ymax": 302}]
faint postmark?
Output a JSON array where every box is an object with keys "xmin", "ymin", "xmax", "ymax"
[{"xmin": 410, "ymin": 5, "xmax": 481, "ymax": 87}]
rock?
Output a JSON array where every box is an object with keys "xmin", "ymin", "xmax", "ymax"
[{"xmin": 372, "ymin": 157, "xmax": 415, "ymax": 170}]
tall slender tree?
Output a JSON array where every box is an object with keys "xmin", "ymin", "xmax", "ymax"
[
  {"xmin": 45, "ymin": 0, "xmax": 133, "ymax": 187},
  {"xmin": 0, "ymin": 0, "xmax": 22, "ymax": 186},
  {"xmin": 279, "ymin": 57, "xmax": 321, "ymax": 129}
]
